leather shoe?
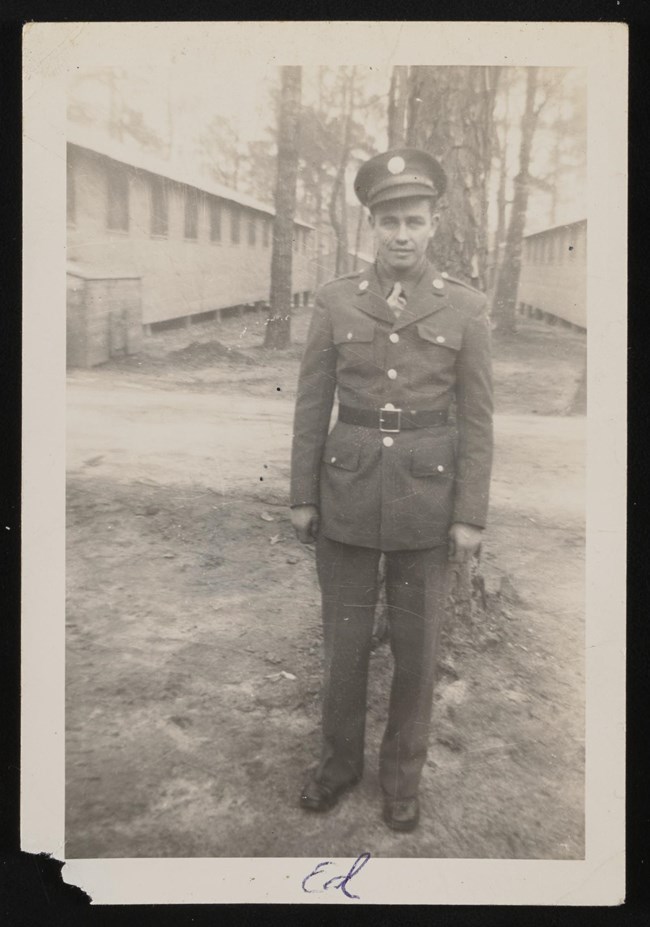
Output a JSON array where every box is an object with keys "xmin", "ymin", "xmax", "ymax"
[
  {"xmin": 382, "ymin": 796, "xmax": 420, "ymax": 832},
  {"xmin": 299, "ymin": 775, "xmax": 357, "ymax": 812}
]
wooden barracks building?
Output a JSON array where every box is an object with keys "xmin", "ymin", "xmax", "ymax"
[
  {"xmin": 66, "ymin": 128, "xmax": 314, "ymax": 366},
  {"xmin": 517, "ymin": 219, "xmax": 587, "ymax": 330}
]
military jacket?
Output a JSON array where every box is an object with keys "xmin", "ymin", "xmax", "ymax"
[{"xmin": 290, "ymin": 261, "xmax": 493, "ymax": 551}]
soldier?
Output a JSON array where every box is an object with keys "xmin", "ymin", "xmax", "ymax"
[{"xmin": 290, "ymin": 148, "xmax": 493, "ymax": 832}]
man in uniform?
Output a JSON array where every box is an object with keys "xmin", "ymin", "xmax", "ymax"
[{"xmin": 290, "ymin": 148, "xmax": 493, "ymax": 832}]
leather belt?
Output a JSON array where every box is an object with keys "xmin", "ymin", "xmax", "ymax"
[{"xmin": 338, "ymin": 404, "xmax": 448, "ymax": 433}]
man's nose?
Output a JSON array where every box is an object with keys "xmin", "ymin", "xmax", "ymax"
[{"xmin": 395, "ymin": 223, "xmax": 409, "ymax": 242}]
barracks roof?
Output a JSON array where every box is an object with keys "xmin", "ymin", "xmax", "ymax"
[{"xmin": 67, "ymin": 125, "xmax": 314, "ymax": 230}]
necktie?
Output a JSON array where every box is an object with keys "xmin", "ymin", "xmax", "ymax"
[{"xmin": 387, "ymin": 281, "xmax": 407, "ymax": 319}]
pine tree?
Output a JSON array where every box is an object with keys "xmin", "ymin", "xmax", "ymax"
[{"xmin": 264, "ymin": 67, "xmax": 302, "ymax": 350}]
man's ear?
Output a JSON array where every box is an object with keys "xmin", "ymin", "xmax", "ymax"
[
  {"xmin": 366, "ymin": 208, "xmax": 375, "ymax": 229},
  {"xmin": 429, "ymin": 212, "xmax": 440, "ymax": 239}
]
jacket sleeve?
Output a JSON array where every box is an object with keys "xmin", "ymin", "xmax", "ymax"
[
  {"xmin": 452, "ymin": 296, "xmax": 494, "ymax": 528},
  {"xmin": 290, "ymin": 293, "xmax": 337, "ymax": 507}
]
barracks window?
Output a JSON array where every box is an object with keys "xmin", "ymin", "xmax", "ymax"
[
  {"xmin": 184, "ymin": 188, "xmax": 198, "ymax": 240},
  {"xmin": 263, "ymin": 219, "xmax": 270, "ymax": 248},
  {"xmin": 150, "ymin": 176, "xmax": 168, "ymax": 237},
  {"xmin": 210, "ymin": 200, "xmax": 222, "ymax": 242},
  {"xmin": 248, "ymin": 216, "xmax": 256, "ymax": 246},
  {"xmin": 231, "ymin": 208, "xmax": 241, "ymax": 245},
  {"xmin": 106, "ymin": 162, "xmax": 129, "ymax": 232}
]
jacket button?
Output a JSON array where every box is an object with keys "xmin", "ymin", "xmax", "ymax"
[
  {"xmin": 346, "ymin": 332, "xmax": 353, "ymax": 340},
  {"xmin": 436, "ymin": 335, "xmax": 446, "ymax": 344},
  {"xmin": 387, "ymin": 368, "xmax": 397, "ymax": 379},
  {"xmin": 331, "ymin": 456, "xmax": 337, "ymax": 463},
  {"xmin": 433, "ymin": 278, "xmax": 444, "ymax": 290},
  {"xmin": 389, "ymin": 333, "xmax": 399, "ymax": 343},
  {"xmin": 437, "ymin": 464, "xmax": 445, "ymax": 472},
  {"xmin": 382, "ymin": 436, "xmax": 394, "ymax": 448}
]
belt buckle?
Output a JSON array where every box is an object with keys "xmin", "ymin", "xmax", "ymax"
[{"xmin": 379, "ymin": 406, "xmax": 402, "ymax": 433}]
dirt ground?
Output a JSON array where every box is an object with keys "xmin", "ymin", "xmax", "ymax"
[{"xmin": 65, "ymin": 307, "xmax": 586, "ymax": 859}]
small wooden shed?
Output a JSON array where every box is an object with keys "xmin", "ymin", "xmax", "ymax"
[{"xmin": 66, "ymin": 261, "xmax": 142, "ymax": 368}]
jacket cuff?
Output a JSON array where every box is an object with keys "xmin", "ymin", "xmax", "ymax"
[{"xmin": 451, "ymin": 501, "xmax": 488, "ymax": 530}]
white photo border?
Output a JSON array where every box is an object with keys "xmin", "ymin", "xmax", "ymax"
[{"xmin": 22, "ymin": 20, "xmax": 627, "ymax": 905}]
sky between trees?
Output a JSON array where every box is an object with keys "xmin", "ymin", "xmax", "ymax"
[{"xmin": 68, "ymin": 64, "xmax": 586, "ymax": 249}]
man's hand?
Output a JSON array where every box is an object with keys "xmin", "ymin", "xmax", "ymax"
[
  {"xmin": 448, "ymin": 522, "xmax": 483, "ymax": 564},
  {"xmin": 291, "ymin": 505, "xmax": 320, "ymax": 545}
]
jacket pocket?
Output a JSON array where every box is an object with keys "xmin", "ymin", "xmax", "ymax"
[
  {"xmin": 416, "ymin": 321, "xmax": 462, "ymax": 351},
  {"xmin": 332, "ymin": 318, "xmax": 376, "ymax": 345},
  {"xmin": 322, "ymin": 431, "xmax": 361, "ymax": 472},
  {"xmin": 410, "ymin": 439, "xmax": 455, "ymax": 478}
]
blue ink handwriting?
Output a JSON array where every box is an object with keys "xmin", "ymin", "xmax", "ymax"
[{"xmin": 301, "ymin": 852, "xmax": 371, "ymax": 900}]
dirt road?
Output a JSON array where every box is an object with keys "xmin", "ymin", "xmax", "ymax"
[{"xmin": 65, "ymin": 312, "xmax": 586, "ymax": 859}]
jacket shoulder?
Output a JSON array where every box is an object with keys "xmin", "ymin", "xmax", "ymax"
[
  {"xmin": 320, "ymin": 270, "xmax": 363, "ymax": 291},
  {"xmin": 441, "ymin": 271, "xmax": 483, "ymax": 296},
  {"xmin": 444, "ymin": 274, "xmax": 488, "ymax": 317}
]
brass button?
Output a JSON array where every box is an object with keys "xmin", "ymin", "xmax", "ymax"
[
  {"xmin": 441, "ymin": 271, "xmax": 449, "ymax": 279},
  {"xmin": 387, "ymin": 368, "xmax": 397, "ymax": 380},
  {"xmin": 382, "ymin": 436, "xmax": 394, "ymax": 448},
  {"xmin": 358, "ymin": 280, "xmax": 369, "ymax": 291},
  {"xmin": 346, "ymin": 332, "xmax": 353, "ymax": 340},
  {"xmin": 432, "ymin": 278, "xmax": 444, "ymax": 290},
  {"xmin": 389, "ymin": 333, "xmax": 399, "ymax": 343},
  {"xmin": 436, "ymin": 335, "xmax": 446, "ymax": 344},
  {"xmin": 330, "ymin": 456, "xmax": 337, "ymax": 463},
  {"xmin": 437, "ymin": 464, "xmax": 445, "ymax": 472}
]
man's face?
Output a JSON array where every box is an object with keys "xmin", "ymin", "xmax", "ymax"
[{"xmin": 369, "ymin": 197, "xmax": 438, "ymax": 275}]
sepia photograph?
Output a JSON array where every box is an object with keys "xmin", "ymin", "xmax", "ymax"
[{"xmin": 22, "ymin": 21, "xmax": 626, "ymax": 905}]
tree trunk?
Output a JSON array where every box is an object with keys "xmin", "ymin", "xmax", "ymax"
[
  {"xmin": 387, "ymin": 66, "xmax": 409, "ymax": 148},
  {"xmin": 493, "ymin": 75, "xmax": 511, "ymax": 279},
  {"xmin": 547, "ymin": 131, "xmax": 562, "ymax": 227},
  {"xmin": 406, "ymin": 65, "xmax": 499, "ymax": 287},
  {"xmin": 352, "ymin": 204, "xmax": 364, "ymax": 271},
  {"xmin": 329, "ymin": 68, "xmax": 356, "ymax": 278},
  {"xmin": 391, "ymin": 66, "xmax": 499, "ymax": 634},
  {"xmin": 315, "ymin": 180, "xmax": 324, "ymax": 288},
  {"xmin": 567, "ymin": 362, "xmax": 587, "ymax": 415},
  {"xmin": 264, "ymin": 67, "xmax": 302, "ymax": 350},
  {"xmin": 492, "ymin": 67, "xmax": 539, "ymax": 334}
]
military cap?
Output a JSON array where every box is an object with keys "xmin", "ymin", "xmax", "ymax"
[{"xmin": 354, "ymin": 148, "xmax": 447, "ymax": 209}]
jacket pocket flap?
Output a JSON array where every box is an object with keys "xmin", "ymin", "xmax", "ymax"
[
  {"xmin": 323, "ymin": 441, "xmax": 360, "ymax": 472},
  {"xmin": 333, "ymin": 319, "xmax": 375, "ymax": 345},
  {"xmin": 416, "ymin": 322, "xmax": 463, "ymax": 350},
  {"xmin": 411, "ymin": 440, "xmax": 455, "ymax": 477}
]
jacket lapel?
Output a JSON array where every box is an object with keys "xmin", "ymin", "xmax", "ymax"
[{"xmin": 352, "ymin": 265, "xmax": 395, "ymax": 325}]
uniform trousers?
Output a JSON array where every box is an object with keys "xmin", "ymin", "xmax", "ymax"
[{"xmin": 314, "ymin": 533, "xmax": 449, "ymax": 800}]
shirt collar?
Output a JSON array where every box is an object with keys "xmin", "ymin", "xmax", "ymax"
[{"xmin": 375, "ymin": 256, "xmax": 428, "ymax": 299}]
